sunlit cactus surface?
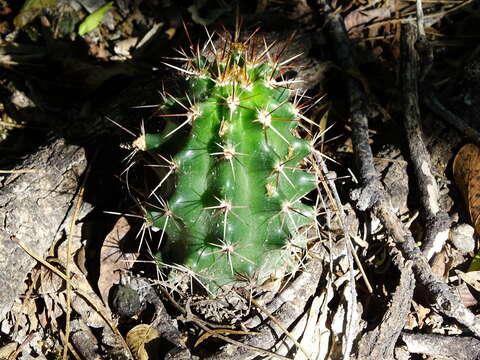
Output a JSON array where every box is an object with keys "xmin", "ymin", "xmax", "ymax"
[{"xmin": 133, "ymin": 29, "xmax": 318, "ymax": 290}]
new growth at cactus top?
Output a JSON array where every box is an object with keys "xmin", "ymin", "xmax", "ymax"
[{"xmin": 133, "ymin": 28, "xmax": 319, "ymax": 291}]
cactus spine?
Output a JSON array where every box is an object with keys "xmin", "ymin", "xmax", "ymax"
[{"xmin": 134, "ymin": 30, "xmax": 318, "ymax": 290}]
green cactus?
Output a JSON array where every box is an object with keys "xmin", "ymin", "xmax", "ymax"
[{"xmin": 134, "ymin": 31, "xmax": 318, "ymax": 290}]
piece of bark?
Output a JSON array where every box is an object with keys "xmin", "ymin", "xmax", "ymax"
[
  {"xmin": 0, "ymin": 139, "xmax": 88, "ymax": 321},
  {"xmin": 356, "ymin": 251, "xmax": 415, "ymax": 360},
  {"xmin": 401, "ymin": 332, "xmax": 480, "ymax": 360}
]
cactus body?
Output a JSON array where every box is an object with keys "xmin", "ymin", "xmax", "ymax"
[{"xmin": 135, "ymin": 33, "xmax": 317, "ymax": 290}]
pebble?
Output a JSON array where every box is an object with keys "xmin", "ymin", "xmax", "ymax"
[{"xmin": 449, "ymin": 223, "xmax": 475, "ymax": 253}]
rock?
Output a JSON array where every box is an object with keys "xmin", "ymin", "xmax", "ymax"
[
  {"xmin": 0, "ymin": 139, "xmax": 89, "ymax": 321},
  {"xmin": 110, "ymin": 284, "xmax": 145, "ymax": 317}
]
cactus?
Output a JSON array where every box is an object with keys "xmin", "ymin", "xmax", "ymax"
[{"xmin": 133, "ymin": 30, "xmax": 318, "ymax": 291}]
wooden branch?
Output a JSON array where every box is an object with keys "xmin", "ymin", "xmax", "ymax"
[
  {"xmin": 356, "ymin": 250, "xmax": 415, "ymax": 360},
  {"xmin": 400, "ymin": 22, "xmax": 450, "ymax": 260},
  {"xmin": 401, "ymin": 332, "xmax": 480, "ymax": 360},
  {"xmin": 422, "ymin": 87, "xmax": 480, "ymax": 145}
]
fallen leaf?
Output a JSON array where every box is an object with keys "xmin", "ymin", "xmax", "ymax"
[
  {"xmin": 457, "ymin": 270, "xmax": 480, "ymax": 292},
  {"xmin": 412, "ymin": 301, "xmax": 431, "ymax": 329},
  {"xmin": 98, "ymin": 217, "xmax": 137, "ymax": 308},
  {"xmin": 126, "ymin": 324, "xmax": 161, "ymax": 360},
  {"xmin": 430, "ymin": 251, "xmax": 447, "ymax": 278},
  {"xmin": 345, "ymin": 8, "xmax": 391, "ymax": 35},
  {"xmin": 293, "ymin": 295, "xmax": 322, "ymax": 360},
  {"xmin": 455, "ymin": 283, "xmax": 478, "ymax": 307},
  {"xmin": 0, "ymin": 342, "xmax": 17, "ymax": 358},
  {"xmin": 78, "ymin": 1, "xmax": 113, "ymax": 36},
  {"xmin": 453, "ymin": 144, "xmax": 480, "ymax": 234}
]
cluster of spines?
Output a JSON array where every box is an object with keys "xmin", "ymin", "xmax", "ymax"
[{"xmin": 133, "ymin": 27, "xmax": 321, "ymax": 290}]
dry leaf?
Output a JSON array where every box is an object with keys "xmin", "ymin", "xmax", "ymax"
[
  {"xmin": 412, "ymin": 301, "xmax": 431, "ymax": 329},
  {"xmin": 0, "ymin": 342, "xmax": 17, "ymax": 358},
  {"xmin": 453, "ymin": 144, "xmax": 480, "ymax": 234},
  {"xmin": 98, "ymin": 217, "xmax": 137, "ymax": 308},
  {"xmin": 457, "ymin": 270, "xmax": 480, "ymax": 292},
  {"xmin": 455, "ymin": 283, "xmax": 478, "ymax": 307},
  {"xmin": 345, "ymin": 8, "xmax": 390, "ymax": 36},
  {"xmin": 430, "ymin": 251, "xmax": 447, "ymax": 278},
  {"xmin": 126, "ymin": 324, "xmax": 161, "ymax": 360}
]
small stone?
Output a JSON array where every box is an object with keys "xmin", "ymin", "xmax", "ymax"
[
  {"xmin": 449, "ymin": 223, "xmax": 475, "ymax": 253},
  {"xmin": 110, "ymin": 284, "xmax": 145, "ymax": 317}
]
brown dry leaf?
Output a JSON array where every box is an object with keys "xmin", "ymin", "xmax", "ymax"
[
  {"xmin": 430, "ymin": 251, "xmax": 447, "ymax": 278},
  {"xmin": 98, "ymin": 217, "xmax": 137, "ymax": 308},
  {"xmin": 345, "ymin": 8, "xmax": 391, "ymax": 36},
  {"xmin": 126, "ymin": 324, "xmax": 161, "ymax": 360},
  {"xmin": 412, "ymin": 302, "xmax": 431, "ymax": 329},
  {"xmin": 455, "ymin": 283, "xmax": 478, "ymax": 307},
  {"xmin": 0, "ymin": 342, "xmax": 17, "ymax": 358},
  {"xmin": 453, "ymin": 144, "xmax": 480, "ymax": 233},
  {"xmin": 293, "ymin": 295, "xmax": 323, "ymax": 360},
  {"xmin": 457, "ymin": 270, "xmax": 480, "ymax": 293}
]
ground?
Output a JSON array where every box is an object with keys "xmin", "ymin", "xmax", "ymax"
[{"xmin": 1, "ymin": 0, "xmax": 480, "ymax": 359}]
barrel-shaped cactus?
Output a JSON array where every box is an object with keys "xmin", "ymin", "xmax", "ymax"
[{"xmin": 134, "ymin": 31, "xmax": 317, "ymax": 290}]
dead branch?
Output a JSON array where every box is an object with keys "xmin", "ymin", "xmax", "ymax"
[
  {"xmin": 422, "ymin": 88, "xmax": 480, "ymax": 145},
  {"xmin": 400, "ymin": 22, "xmax": 450, "ymax": 260},
  {"xmin": 356, "ymin": 250, "xmax": 415, "ymax": 360},
  {"xmin": 311, "ymin": 0, "xmax": 480, "ymax": 338},
  {"xmin": 401, "ymin": 332, "xmax": 480, "ymax": 360}
]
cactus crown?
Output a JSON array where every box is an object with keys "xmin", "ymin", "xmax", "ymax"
[{"xmin": 134, "ymin": 29, "xmax": 318, "ymax": 291}]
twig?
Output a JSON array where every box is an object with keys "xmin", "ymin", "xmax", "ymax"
[
  {"xmin": 63, "ymin": 159, "xmax": 92, "ymax": 360},
  {"xmin": 358, "ymin": 0, "xmax": 478, "ymax": 30},
  {"xmin": 59, "ymin": 330, "xmax": 83, "ymax": 360},
  {"xmin": 422, "ymin": 88, "xmax": 480, "ymax": 145},
  {"xmin": 401, "ymin": 332, "xmax": 480, "ymax": 360},
  {"xmin": 183, "ymin": 299, "xmax": 292, "ymax": 360},
  {"xmin": 400, "ymin": 22, "xmax": 450, "ymax": 260},
  {"xmin": 0, "ymin": 169, "xmax": 41, "ymax": 173},
  {"xmin": 415, "ymin": 0, "xmax": 426, "ymax": 38},
  {"xmin": 312, "ymin": 0, "xmax": 480, "ymax": 338}
]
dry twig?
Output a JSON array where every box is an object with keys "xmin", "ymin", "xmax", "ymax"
[
  {"xmin": 63, "ymin": 158, "xmax": 93, "ymax": 359},
  {"xmin": 422, "ymin": 88, "xmax": 480, "ymax": 145},
  {"xmin": 401, "ymin": 332, "xmax": 480, "ymax": 360},
  {"xmin": 400, "ymin": 22, "xmax": 450, "ymax": 260}
]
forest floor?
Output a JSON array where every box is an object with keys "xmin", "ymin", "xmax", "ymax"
[{"xmin": 1, "ymin": 0, "xmax": 480, "ymax": 359}]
